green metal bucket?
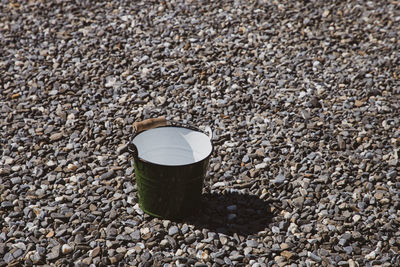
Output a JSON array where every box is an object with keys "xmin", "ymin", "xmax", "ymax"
[{"xmin": 129, "ymin": 124, "xmax": 213, "ymax": 219}]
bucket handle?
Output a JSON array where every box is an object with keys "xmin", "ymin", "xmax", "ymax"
[
  {"xmin": 133, "ymin": 116, "xmax": 167, "ymax": 133},
  {"xmin": 132, "ymin": 116, "xmax": 212, "ymax": 139},
  {"xmin": 129, "ymin": 117, "xmax": 167, "ymax": 161}
]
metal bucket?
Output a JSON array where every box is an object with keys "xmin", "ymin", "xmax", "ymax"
[{"xmin": 128, "ymin": 117, "xmax": 213, "ymax": 219}]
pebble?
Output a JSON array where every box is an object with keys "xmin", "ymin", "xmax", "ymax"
[
  {"xmin": 46, "ymin": 245, "xmax": 60, "ymax": 260},
  {"xmin": 1, "ymin": 1, "xmax": 398, "ymax": 266},
  {"xmin": 212, "ymin": 182, "xmax": 226, "ymax": 188},
  {"xmin": 242, "ymin": 155, "xmax": 250, "ymax": 163},
  {"xmin": 308, "ymin": 252, "xmax": 322, "ymax": 263},
  {"xmin": 255, "ymin": 163, "xmax": 268, "ymax": 169},
  {"xmin": 89, "ymin": 247, "xmax": 101, "ymax": 258},
  {"xmin": 10, "ymin": 177, "xmax": 22, "ymax": 184},
  {"xmin": 168, "ymin": 226, "xmax": 179, "ymax": 236},
  {"xmin": 365, "ymin": 251, "xmax": 376, "ymax": 260},
  {"xmin": 246, "ymin": 240, "xmax": 258, "ymax": 248},
  {"xmin": 271, "ymin": 226, "xmax": 280, "ymax": 234},
  {"xmin": 61, "ymin": 244, "xmax": 73, "ymax": 254},
  {"xmin": 353, "ymin": 214, "xmax": 361, "ymax": 223},
  {"xmin": 4, "ymin": 253, "xmax": 13, "ymax": 263},
  {"xmin": 50, "ymin": 132, "xmax": 63, "ymax": 142},
  {"xmin": 100, "ymin": 170, "xmax": 115, "ymax": 180}
]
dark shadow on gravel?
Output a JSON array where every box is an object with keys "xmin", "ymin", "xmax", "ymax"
[{"xmin": 185, "ymin": 191, "xmax": 274, "ymax": 236}]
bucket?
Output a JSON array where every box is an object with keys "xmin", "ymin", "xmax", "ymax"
[{"xmin": 128, "ymin": 117, "xmax": 213, "ymax": 219}]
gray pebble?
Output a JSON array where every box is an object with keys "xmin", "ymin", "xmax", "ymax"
[
  {"xmin": 242, "ymin": 155, "xmax": 250, "ymax": 163},
  {"xmin": 10, "ymin": 177, "xmax": 22, "ymax": 184},
  {"xmin": 246, "ymin": 240, "xmax": 258, "ymax": 248},
  {"xmin": 3, "ymin": 252, "xmax": 14, "ymax": 263},
  {"xmin": 100, "ymin": 170, "xmax": 115, "ymax": 180},
  {"xmin": 308, "ymin": 252, "xmax": 322, "ymax": 262},
  {"xmin": 2, "ymin": 1, "xmax": 399, "ymax": 266},
  {"xmin": 168, "ymin": 226, "xmax": 179, "ymax": 236}
]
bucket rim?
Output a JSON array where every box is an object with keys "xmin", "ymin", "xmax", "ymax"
[{"xmin": 129, "ymin": 125, "xmax": 214, "ymax": 167}]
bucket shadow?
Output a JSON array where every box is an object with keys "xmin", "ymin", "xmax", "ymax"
[{"xmin": 186, "ymin": 191, "xmax": 274, "ymax": 236}]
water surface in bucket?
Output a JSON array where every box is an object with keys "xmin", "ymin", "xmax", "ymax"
[{"xmin": 132, "ymin": 127, "xmax": 212, "ymax": 166}]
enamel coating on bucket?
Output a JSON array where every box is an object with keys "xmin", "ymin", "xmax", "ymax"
[
  {"xmin": 133, "ymin": 156, "xmax": 209, "ymax": 219},
  {"xmin": 130, "ymin": 126, "xmax": 213, "ymax": 219}
]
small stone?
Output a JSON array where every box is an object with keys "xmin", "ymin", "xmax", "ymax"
[
  {"xmin": 272, "ymin": 226, "xmax": 280, "ymax": 234},
  {"xmin": 4, "ymin": 157, "xmax": 14, "ymax": 165},
  {"xmin": 244, "ymin": 247, "xmax": 252, "ymax": 255},
  {"xmin": 220, "ymin": 236, "xmax": 228, "ymax": 245},
  {"xmin": 281, "ymin": 250, "xmax": 294, "ymax": 260},
  {"xmin": 30, "ymin": 251, "xmax": 41, "ymax": 264},
  {"xmin": 109, "ymin": 256, "xmax": 118, "ymax": 264},
  {"xmin": 11, "ymin": 93, "xmax": 21, "ymax": 99},
  {"xmin": 90, "ymin": 247, "xmax": 101, "ymax": 258},
  {"xmin": 50, "ymin": 132, "xmax": 63, "ymax": 141},
  {"xmin": 344, "ymin": 246, "xmax": 353, "ymax": 254},
  {"xmin": 117, "ymin": 144, "xmax": 128, "ymax": 154},
  {"xmin": 141, "ymin": 251, "xmax": 151, "ymax": 262},
  {"xmin": 365, "ymin": 250, "xmax": 376, "ymax": 260},
  {"xmin": 168, "ymin": 226, "xmax": 179, "ymax": 236},
  {"xmin": 1, "ymin": 201, "xmax": 13, "ymax": 208},
  {"xmin": 67, "ymin": 164, "xmax": 78, "ymax": 171},
  {"xmin": 11, "ymin": 165, "xmax": 21, "ymax": 172},
  {"xmin": 181, "ymin": 224, "xmax": 189, "ymax": 234},
  {"xmin": 338, "ymin": 135, "xmax": 346, "ymax": 150},
  {"xmin": 353, "ymin": 214, "xmax": 361, "ymax": 223},
  {"xmin": 82, "ymin": 257, "xmax": 92, "ymax": 265},
  {"xmin": 322, "ymin": 9, "xmax": 330, "ymax": 17},
  {"xmin": 46, "ymin": 231, "xmax": 55, "ymax": 238},
  {"xmin": 100, "ymin": 170, "xmax": 115, "ymax": 180},
  {"xmin": 10, "ymin": 177, "xmax": 22, "ymax": 184},
  {"xmin": 308, "ymin": 252, "xmax": 322, "ymax": 262},
  {"xmin": 4, "ymin": 252, "xmax": 14, "ymax": 263},
  {"xmin": 348, "ymin": 259, "xmax": 356, "ymax": 267},
  {"xmin": 156, "ymin": 96, "xmax": 167, "ymax": 105},
  {"xmin": 46, "ymin": 245, "xmax": 60, "ymax": 260},
  {"xmin": 130, "ymin": 230, "xmax": 140, "ymax": 241},
  {"xmin": 255, "ymin": 148, "xmax": 265, "ymax": 157},
  {"xmin": 246, "ymin": 240, "xmax": 258, "ymax": 248},
  {"xmin": 271, "ymin": 173, "xmax": 285, "ymax": 184},
  {"xmin": 13, "ymin": 248, "xmax": 23, "ymax": 259},
  {"xmin": 354, "ymin": 100, "xmax": 364, "ymax": 107},
  {"xmin": 255, "ymin": 163, "xmax": 267, "ymax": 169},
  {"xmin": 61, "ymin": 244, "xmax": 73, "ymax": 254},
  {"xmin": 374, "ymin": 192, "xmax": 384, "ymax": 200},
  {"xmin": 387, "ymin": 170, "xmax": 397, "ymax": 179},
  {"xmin": 292, "ymin": 196, "xmax": 304, "ymax": 208},
  {"xmin": 105, "ymin": 76, "xmax": 117, "ymax": 88},
  {"xmin": 242, "ymin": 155, "xmax": 250, "ymax": 163},
  {"xmin": 201, "ymin": 250, "xmax": 210, "ymax": 261},
  {"xmin": 337, "ymin": 260, "xmax": 349, "ymax": 266},
  {"xmin": 280, "ymin": 243, "xmax": 290, "ymax": 250},
  {"xmin": 160, "ymin": 239, "xmax": 168, "ymax": 246},
  {"xmin": 212, "ymin": 182, "xmax": 226, "ymax": 188},
  {"xmin": 309, "ymin": 97, "xmax": 321, "ymax": 108},
  {"xmin": 213, "ymin": 163, "xmax": 221, "ymax": 171}
]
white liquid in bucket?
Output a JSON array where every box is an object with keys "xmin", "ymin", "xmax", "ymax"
[{"xmin": 132, "ymin": 127, "xmax": 212, "ymax": 166}]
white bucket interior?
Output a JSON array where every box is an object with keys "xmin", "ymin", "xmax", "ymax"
[{"xmin": 132, "ymin": 127, "xmax": 212, "ymax": 166}]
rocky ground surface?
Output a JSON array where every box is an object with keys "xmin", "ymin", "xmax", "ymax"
[{"xmin": 1, "ymin": 0, "xmax": 400, "ymax": 266}]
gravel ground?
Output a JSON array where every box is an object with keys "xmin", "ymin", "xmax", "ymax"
[{"xmin": 1, "ymin": 0, "xmax": 400, "ymax": 266}]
